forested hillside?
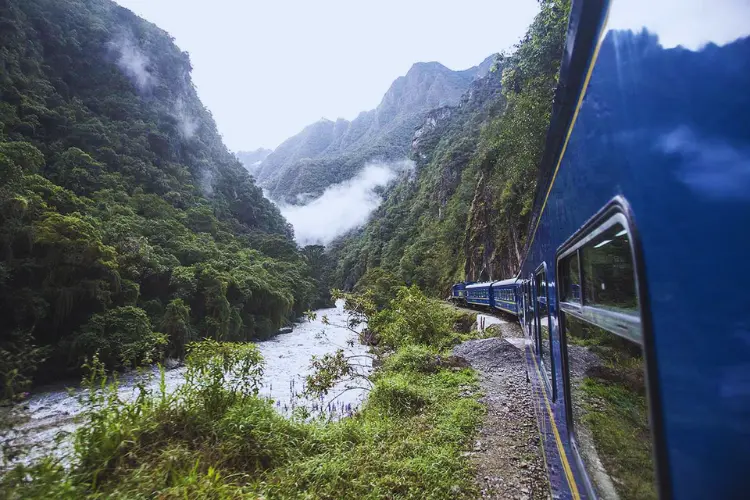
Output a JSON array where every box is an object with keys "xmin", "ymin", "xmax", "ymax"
[
  {"xmin": 330, "ymin": 0, "xmax": 570, "ymax": 294},
  {"xmin": 255, "ymin": 57, "xmax": 496, "ymax": 203},
  {"xmin": 0, "ymin": 0, "xmax": 325, "ymax": 395}
]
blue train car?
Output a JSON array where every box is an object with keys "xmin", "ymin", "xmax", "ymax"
[
  {"xmin": 514, "ymin": 1, "xmax": 750, "ymax": 499},
  {"xmin": 465, "ymin": 282, "xmax": 494, "ymax": 308},
  {"xmin": 450, "ymin": 282, "xmax": 471, "ymax": 303},
  {"xmin": 491, "ymin": 278, "xmax": 519, "ymax": 315}
]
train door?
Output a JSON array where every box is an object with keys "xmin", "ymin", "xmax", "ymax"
[
  {"xmin": 535, "ymin": 264, "xmax": 554, "ymax": 394},
  {"xmin": 524, "ymin": 280, "xmax": 532, "ymax": 336},
  {"xmin": 524, "ymin": 282, "xmax": 530, "ymax": 331},
  {"xmin": 530, "ymin": 273, "xmax": 539, "ymax": 352}
]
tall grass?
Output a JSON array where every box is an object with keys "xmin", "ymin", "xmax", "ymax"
[{"xmin": 1, "ymin": 293, "xmax": 485, "ymax": 499}]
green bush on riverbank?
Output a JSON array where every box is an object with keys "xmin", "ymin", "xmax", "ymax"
[{"xmin": 1, "ymin": 289, "xmax": 485, "ymax": 499}]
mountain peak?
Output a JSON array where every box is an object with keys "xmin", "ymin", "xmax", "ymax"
[
  {"xmin": 407, "ymin": 61, "xmax": 451, "ymax": 74},
  {"xmin": 254, "ymin": 53, "xmax": 499, "ymax": 203}
]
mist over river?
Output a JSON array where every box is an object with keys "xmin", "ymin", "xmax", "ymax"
[{"xmin": 0, "ymin": 300, "xmax": 371, "ymax": 468}]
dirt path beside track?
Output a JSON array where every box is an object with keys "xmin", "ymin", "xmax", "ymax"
[{"xmin": 454, "ymin": 320, "xmax": 550, "ymax": 500}]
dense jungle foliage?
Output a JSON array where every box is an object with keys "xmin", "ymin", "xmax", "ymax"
[
  {"xmin": 0, "ymin": 0, "xmax": 327, "ymax": 397},
  {"xmin": 330, "ymin": 0, "xmax": 570, "ymax": 295},
  {"xmin": 0, "ymin": 288, "xmax": 485, "ymax": 499}
]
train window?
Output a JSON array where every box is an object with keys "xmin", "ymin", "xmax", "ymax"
[
  {"xmin": 535, "ymin": 267, "xmax": 553, "ymax": 388},
  {"xmin": 564, "ymin": 314, "xmax": 656, "ymax": 499},
  {"xmin": 581, "ymin": 223, "xmax": 637, "ymax": 315},
  {"xmin": 560, "ymin": 252, "xmax": 581, "ymax": 303},
  {"xmin": 530, "ymin": 279, "xmax": 537, "ymax": 349},
  {"xmin": 558, "ymin": 207, "xmax": 657, "ymax": 500}
]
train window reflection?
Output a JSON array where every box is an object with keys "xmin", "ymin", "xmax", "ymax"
[
  {"xmin": 564, "ymin": 313, "xmax": 656, "ymax": 499},
  {"xmin": 581, "ymin": 223, "xmax": 637, "ymax": 314},
  {"xmin": 536, "ymin": 269, "xmax": 553, "ymax": 384},
  {"xmin": 560, "ymin": 252, "xmax": 581, "ymax": 303}
]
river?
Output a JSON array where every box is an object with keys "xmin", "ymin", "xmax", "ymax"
[{"xmin": 0, "ymin": 300, "xmax": 371, "ymax": 468}]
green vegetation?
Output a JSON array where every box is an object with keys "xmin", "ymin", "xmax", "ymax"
[
  {"xmin": 370, "ymin": 286, "xmax": 457, "ymax": 349},
  {"xmin": 0, "ymin": 0, "xmax": 327, "ymax": 396},
  {"xmin": 579, "ymin": 378, "xmax": 656, "ymax": 500},
  {"xmin": 0, "ymin": 288, "xmax": 485, "ymax": 499},
  {"xmin": 566, "ymin": 315, "xmax": 655, "ymax": 499},
  {"xmin": 331, "ymin": 0, "xmax": 570, "ymax": 294}
]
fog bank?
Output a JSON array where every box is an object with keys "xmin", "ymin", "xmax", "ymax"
[{"xmin": 277, "ymin": 160, "xmax": 413, "ymax": 246}]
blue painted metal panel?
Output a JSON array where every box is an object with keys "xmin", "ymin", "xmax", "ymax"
[
  {"xmin": 492, "ymin": 279, "xmax": 520, "ymax": 315},
  {"xmin": 517, "ymin": 1, "xmax": 750, "ymax": 498}
]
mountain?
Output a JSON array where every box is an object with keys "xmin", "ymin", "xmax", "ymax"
[
  {"xmin": 237, "ymin": 147, "xmax": 272, "ymax": 175},
  {"xmin": 0, "ymin": 0, "xmax": 325, "ymax": 392},
  {"xmin": 329, "ymin": 0, "xmax": 570, "ymax": 293},
  {"xmin": 255, "ymin": 56, "xmax": 497, "ymax": 203}
]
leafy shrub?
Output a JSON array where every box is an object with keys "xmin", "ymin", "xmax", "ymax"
[
  {"xmin": 353, "ymin": 267, "xmax": 401, "ymax": 310},
  {"xmin": 369, "ymin": 373, "xmax": 431, "ymax": 417},
  {"xmin": 161, "ymin": 298, "xmax": 194, "ymax": 357},
  {"xmin": 382, "ymin": 344, "xmax": 438, "ymax": 374},
  {"xmin": 216, "ymin": 398, "xmax": 309, "ymax": 471},
  {"xmin": 71, "ymin": 306, "xmax": 167, "ymax": 369},
  {"xmin": 369, "ymin": 286, "xmax": 456, "ymax": 348},
  {"xmin": 0, "ymin": 330, "xmax": 50, "ymax": 401},
  {"xmin": 184, "ymin": 339, "xmax": 264, "ymax": 412}
]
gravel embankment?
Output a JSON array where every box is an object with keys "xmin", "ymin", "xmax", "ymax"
[{"xmin": 454, "ymin": 319, "xmax": 550, "ymax": 500}]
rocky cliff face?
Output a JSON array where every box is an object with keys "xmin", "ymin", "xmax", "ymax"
[
  {"xmin": 255, "ymin": 55, "xmax": 497, "ymax": 203},
  {"xmin": 329, "ymin": 63, "xmax": 507, "ymax": 292},
  {"xmin": 330, "ymin": 0, "xmax": 570, "ymax": 294}
]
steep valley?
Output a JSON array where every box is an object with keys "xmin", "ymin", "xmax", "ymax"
[
  {"xmin": 329, "ymin": 0, "xmax": 569, "ymax": 296},
  {"xmin": 0, "ymin": 0, "xmax": 572, "ymax": 498}
]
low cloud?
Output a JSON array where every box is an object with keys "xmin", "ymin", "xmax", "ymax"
[
  {"xmin": 174, "ymin": 97, "xmax": 199, "ymax": 139},
  {"xmin": 109, "ymin": 32, "xmax": 156, "ymax": 92},
  {"xmin": 200, "ymin": 167, "xmax": 215, "ymax": 197},
  {"xmin": 277, "ymin": 160, "xmax": 414, "ymax": 246}
]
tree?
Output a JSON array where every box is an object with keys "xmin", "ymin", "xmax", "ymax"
[
  {"xmin": 161, "ymin": 298, "xmax": 193, "ymax": 357},
  {"xmin": 71, "ymin": 306, "xmax": 167, "ymax": 369}
]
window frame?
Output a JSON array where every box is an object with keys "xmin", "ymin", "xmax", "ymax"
[
  {"xmin": 534, "ymin": 261, "xmax": 555, "ymax": 398},
  {"xmin": 529, "ymin": 273, "xmax": 538, "ymax": 349},
  {"xmin": 555, "ymin": 196, "xmax": 669, "ymax": 499},
  {"xmin": 557, "ymin": 211, "xmax": 641, "ymax": 344}
]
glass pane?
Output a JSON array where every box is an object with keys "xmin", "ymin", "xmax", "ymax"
[
  {"xmin": 561, "ymin": 252, "xmax": 581, "ymax": 303},
  {"xmin": 565, "ymin": 313, "xmax": 656, "ymax": 500},
  {"xmin": 537, "ymin": 271, "xmax": 552, "ymax": 377},
  {"xmin": 581, "ymin": 223, "xmax": 637, "ymax": 313},
  {"xmin": 530, "ymin": 284, "xmax": 537, "ymax": 346}
]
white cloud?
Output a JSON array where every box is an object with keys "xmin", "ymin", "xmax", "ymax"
[
  {"xmin": 607, "ymin": 0, "xmax": 749, "ymax": 50},
  {"xmin": 109, "ymin": 32, "xmax": 157, "ymax": 92},
  {"xmin": 174, "ymin": 97, "xmax": 199, "ymax": 139},
  {"xmin": 276, "ymin": 160, "xmax": 414, "ymax": 246},
  {"xmin": 658, "ymin": 127, "xmax": 750, "ymax": 200}
]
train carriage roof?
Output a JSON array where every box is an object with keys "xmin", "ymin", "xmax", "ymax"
[
  {"xmin": 465, "ymin": 282, "xmax": 493, "ymax": 289},
  {"xmin": 491, "ymin": 278, "xmax": 518, "ymax": 287}
]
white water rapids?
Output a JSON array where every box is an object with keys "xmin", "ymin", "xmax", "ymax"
[{"xmin": 0, "ymin": 300, "xmax": 371, "ymax": 468}]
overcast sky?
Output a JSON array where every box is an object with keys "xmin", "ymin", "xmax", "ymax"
[{"xmin": 113, "ymin": 0, "xmax": 539, "ymax": 152}]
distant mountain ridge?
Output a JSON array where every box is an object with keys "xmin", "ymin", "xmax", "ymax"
[
  {"xmin": 252, "ymin": 55, "xmax": 498, "ymax": 203},
  {"xmin": 237, "ymin": 148, "xmax": 272, "ymax": 175},
  {"xmin": 329, "ymin": 0, "xmax": 571, "ymax": 294}
]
